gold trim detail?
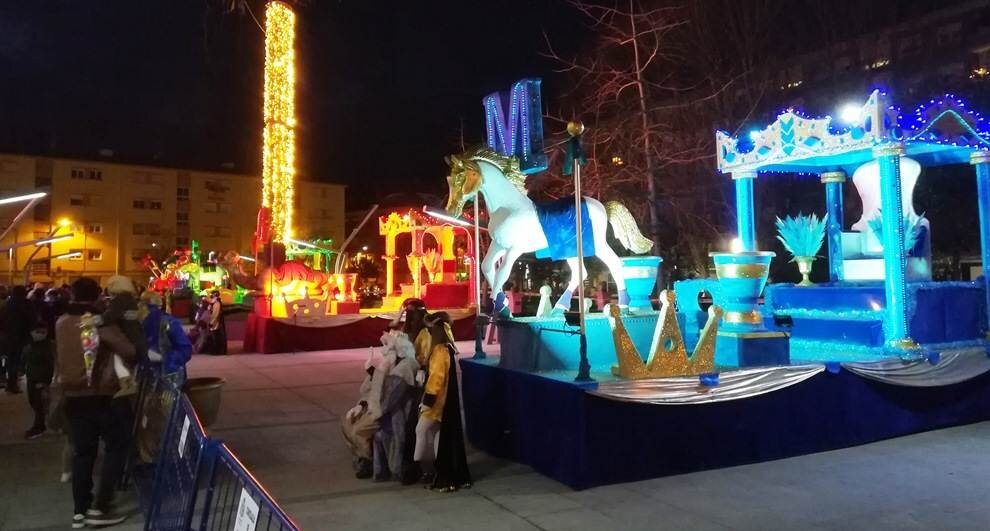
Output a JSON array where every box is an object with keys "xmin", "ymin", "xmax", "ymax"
[
  {"xmin": 872, "ymin": 143, "xmax": 905, "ymax": 157},
  {"xmin": 820, "ymin": 171, "xmax": 847, "ymax": 184},
  {"xmin": 722, "ymin": 310, "xmax": 763, "ymax": 325},
  {"xmin": 715, "ymin": 263, "xmax": 770, "ymax": 279},
  {"xmin": 717, "ymin": 330, "xmax": 789, "ymax": 339},
  {"xmin": 609, "ymin": 290, "xmax": 721, "ymax": 379},
  {"xmin": 887, "ymin": 337, "xmax": 921, "ymax": 350},
  {"xmin": 970, "ymin": 151, "xmax": 990, "ymax": 165}
]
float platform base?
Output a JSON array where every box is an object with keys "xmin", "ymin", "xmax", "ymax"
[{"xmin": 460, "ymin": 357, "xmax": 990, "ymax": 490}]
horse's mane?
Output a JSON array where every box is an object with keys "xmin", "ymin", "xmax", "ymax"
[{"xmin": 462, "ymin": 146, "xmax": 527, "ymax": 196}]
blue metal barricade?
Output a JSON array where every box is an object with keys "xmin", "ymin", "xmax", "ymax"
[
  {"xmin": 129, "ymin": 362, "xmax": 300, "ymax": 530},
  {"xmin": 195, "ymin": 442, "xmax": 300, "ymax": 531},
  {"xmin": 145, "ymin": 390, "xmax": 210, "ymax": 531}
]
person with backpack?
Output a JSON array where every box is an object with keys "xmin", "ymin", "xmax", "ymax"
[{"xmin": 56, "ymin": 277, "xmax": 136, "ymax": 528}]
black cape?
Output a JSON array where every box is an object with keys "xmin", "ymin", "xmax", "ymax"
[{"xmin": 431, "ymin": 344, "xmax": 472, "ymax": 492}]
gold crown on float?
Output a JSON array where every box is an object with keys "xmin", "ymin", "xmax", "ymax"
[{"xmin": 608, "ymin": 290, "xmax": 722, "ymax": 379}]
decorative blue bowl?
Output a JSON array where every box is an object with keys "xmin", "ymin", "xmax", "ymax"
[{"xmin": 620, "ymin": 256, "xmax": 662, "ymax": 310}]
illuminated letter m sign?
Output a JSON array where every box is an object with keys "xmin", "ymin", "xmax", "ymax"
[{"xmin": 482, "ymin": 78, "xmax": 548, "ymax": 174}]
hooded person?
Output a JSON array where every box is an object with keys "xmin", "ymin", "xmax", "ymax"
[
  {"xmin": 415, "ymin": 312, "xmax": 472, "ymax": 492},
  {"xmin": 341, "ymin": 338, "xmax": 391, "ymax": 479},
  {"xmin": 371, "ymin": 327, "xmax": 420, "ymax": 482}
]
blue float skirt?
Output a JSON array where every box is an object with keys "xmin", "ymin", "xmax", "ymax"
[{"xmin": 533, "ymin": 196, "xmax": 596, "ymax": 261}]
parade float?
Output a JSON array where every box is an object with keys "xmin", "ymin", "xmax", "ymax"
[
  {"xmin": 239, "ymin": 5, "xmax": 475, "ymax": 353},
  {"xmin": 142, "ymin": 241, "xmax": 245, "ymax": 318},
  {"xmin": 457, "ymin": 84, "xmax": 990, "ymax": 489}
]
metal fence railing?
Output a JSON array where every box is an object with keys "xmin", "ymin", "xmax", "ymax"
[
  {"xmin": 196, "ymin": 442, "xmax": 299, "ymax": 531},
  {"xmin": 128, "ymin": 365, "xmax": 300, "ymax": 531}
]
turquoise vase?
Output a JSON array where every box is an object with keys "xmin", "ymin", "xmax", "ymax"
[
  {"xmin": 620, "ymin": 256, "xmax": 663, "ymax": 310},
  {"xmin": 709, "ymin": 252, "xmax": 774, "ymax": 332}
]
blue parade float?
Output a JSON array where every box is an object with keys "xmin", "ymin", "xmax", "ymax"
[{"xmin": 459, "ymin": 87, "xmax": 990, "ymax": 489}]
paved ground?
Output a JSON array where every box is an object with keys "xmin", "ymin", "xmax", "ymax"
[{"xmin": 4, "ymin": 340, "xmax": 990, "ymax": 530}]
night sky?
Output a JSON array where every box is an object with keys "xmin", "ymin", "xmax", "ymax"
[{"xmin": 0, "ymin": 1, "xmax": 582, "ymax": 208}]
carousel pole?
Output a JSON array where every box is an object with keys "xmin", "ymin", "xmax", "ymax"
[
  {"xmin": 473, "ymin": 198, "xmax": 486, "ymax": 359},
  {"xmin": 568, "ymin": 121, "xmax": 592, "ymax": 382}
]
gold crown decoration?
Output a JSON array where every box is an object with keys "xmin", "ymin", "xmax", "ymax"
[{"xmin": 609, "ymin": 290, "xmax": 721, "ymax": 379}]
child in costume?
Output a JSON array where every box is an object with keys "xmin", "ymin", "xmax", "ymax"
[{"xmin": 415, "ymin": 312, "xmax": 472, "ymax": 491}]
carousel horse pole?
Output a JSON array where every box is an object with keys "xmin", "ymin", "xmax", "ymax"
[{"xmin": 444, "ymin": 147, "xmax": 653, "ymax": 316}]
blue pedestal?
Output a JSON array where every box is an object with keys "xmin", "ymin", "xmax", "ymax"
[
  {"xmin": 498, "ymin": 313, "xmax": 659, "ymax": 372},
  {"xmin": 716, "ymin": 331, "xmax": 790, "ymax": 367}
]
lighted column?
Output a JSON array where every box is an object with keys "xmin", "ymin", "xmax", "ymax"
[
  {"xmin": 733, "ymin": 171, "xmax": 758, "ymax": 251},
  {"xmin": 384, "ymin": 231, "xmax": 397, "ymax": 296},
  {"xmin": 821, "ymin": 171, "xmax": 846, "ymax": 282},
  {"xmin": 971, "ymin": 150, "xmax": 990, "ymax": 335},
  {"xmin": 875, "ymin": 144, "xmax": 916, "ymax": 351},
  {"xmin": 261, "ymin": 1, "xmax": 296, "ymax": 244}
]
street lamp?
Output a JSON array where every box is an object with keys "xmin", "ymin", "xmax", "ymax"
[{"xmin": 0, "ymin": 191, "xmax": 47, "ymax": 206}]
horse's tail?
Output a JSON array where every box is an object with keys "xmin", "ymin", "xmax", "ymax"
[{"xmin": 605, "ymin": 201, "xmax": 654, "ymax": 254}]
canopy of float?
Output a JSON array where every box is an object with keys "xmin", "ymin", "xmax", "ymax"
[{"xmin": 715, "ymin": 90, "xmax": 990, "ymax": 176}]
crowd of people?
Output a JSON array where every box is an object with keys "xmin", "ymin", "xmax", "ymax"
[
  {"xmin": 341, "ymin": 298, "xmax": 472, "ymax": 492},
  {"xmin": 0, "ymin": 276, "xmax": 192, "ymax": 528}
]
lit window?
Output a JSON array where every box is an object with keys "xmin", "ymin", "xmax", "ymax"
[{"xmin": 611, "ymin": 155, "xmax": 624, "ymax": 166}]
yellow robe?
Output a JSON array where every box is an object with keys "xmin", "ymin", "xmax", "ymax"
[
  {"xmin": 421, "ymin": 343, "xmax": 451, "ymax": 422},
  {"xmin": 414, "ymin": 328, "xmax": 432, "ymax": 367}
]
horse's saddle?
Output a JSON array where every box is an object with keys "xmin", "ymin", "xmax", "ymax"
[{"xmin": 533, "ymin": 196, "xmax": 596, "ymax": 261}]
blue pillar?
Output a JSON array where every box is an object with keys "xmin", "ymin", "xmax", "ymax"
[
  {"xmin": 821, "ymin": 171, "xmax": 846, "ymax": 283},
  {"xmin": 733, "ymin": 171, "xmax": 757, "ymax": 251},
  {"xmin": 972, "ymin": 151, "xmax": 990, "ymax": 336},
  {"xmin": 874, "ymin": 144, "xmax": 916, "ymax": 351}
]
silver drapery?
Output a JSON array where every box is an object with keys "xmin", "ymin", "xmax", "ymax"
[
  {"xmin": 588, "ymin": 348, "xmax": 990, "ymax": 405},
  {"xmin": 589, "ymin": 365, "xmax": 824, "ymax": 405},
  {"xmin": 841, "ymin": 348, "xmax": 990, "ymax": 387}
]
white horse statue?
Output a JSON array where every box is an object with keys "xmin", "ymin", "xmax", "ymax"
[{"xmin": 444, "ymin": 147, "xmax": 653, "ymax": 314}]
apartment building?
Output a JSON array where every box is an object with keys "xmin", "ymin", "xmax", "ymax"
[{"xmin": 0, "ymin": 153, "xmax": 344, "ymax": 285}]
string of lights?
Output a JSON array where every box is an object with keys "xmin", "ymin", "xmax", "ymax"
[{"xmin": 262, "ymin": 1, "xmax": 296, "ymax": 244}]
